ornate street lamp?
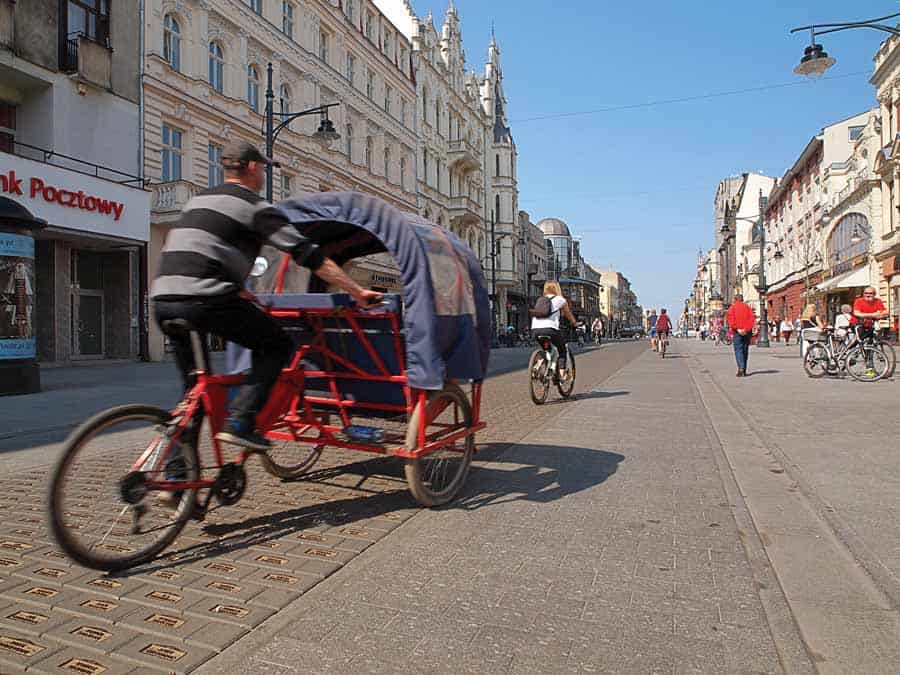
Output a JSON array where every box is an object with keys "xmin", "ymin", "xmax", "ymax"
[
  {"xmin": 791, "ymin": 12, "xmax": 900, "ymax": 78},
  {"xmin": 264, "ymin": 62, "xmax": 340, "ymax": 201}
]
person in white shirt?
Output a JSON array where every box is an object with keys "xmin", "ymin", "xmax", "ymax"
[
  {"xmin": 833, "ymin": 303, "xmax": 853, "ymax": 341},
  {"xmin": 779, "ymin": 318, "xmax": 793, "ymax": 345},
  {"xmin": 531, "ymin": 280, "xmax": 577, "ymax": 380}
]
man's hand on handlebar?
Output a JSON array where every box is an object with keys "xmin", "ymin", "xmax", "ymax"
[{"xmin": 353, "ymin": 288, "xmax": 384, "ymax": 309}]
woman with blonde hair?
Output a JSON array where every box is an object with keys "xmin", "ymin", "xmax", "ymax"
[
  {"xmin": 531, "ymin": 280, "xmax": 578, "ymax": 381},
  {"xmin": 799, "ymin": 302, "xmax": 825, "ymax": 358}
]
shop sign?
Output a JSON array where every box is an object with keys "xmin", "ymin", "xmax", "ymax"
[
  {"xmin": 0, "ymin": 153, "xmax": 150, "ymax": 242},
  {"xmin": 0, "ymin": 233, "xmax": 36, "ymax": 360}
]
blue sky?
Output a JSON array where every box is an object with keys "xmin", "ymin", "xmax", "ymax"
[{"xmin": 410, "ymin": 0, "xmax": 886, "ymax": 313}]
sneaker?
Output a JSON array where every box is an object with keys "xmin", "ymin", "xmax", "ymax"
[
  {"xmin": 215, "ymin": 419, "xmax": 270, "ymax": 451},
  {"xmin": 865, "ymin": 368, "xmax": 877, "ymax": 378}
]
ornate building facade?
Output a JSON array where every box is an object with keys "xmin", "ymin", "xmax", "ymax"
[{"xmin": 145, "ymin": 0, "xmax": 419, "ymax": 359}]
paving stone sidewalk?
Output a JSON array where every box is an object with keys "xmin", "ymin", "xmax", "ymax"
[{"xmin": 199, "ymin": 347, "xmax": 810, "ymax": 674}]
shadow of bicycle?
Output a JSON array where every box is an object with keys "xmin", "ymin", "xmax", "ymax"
[{"xmin": 113, "ymin": 442, "xmax": 623, "ymax": 577}]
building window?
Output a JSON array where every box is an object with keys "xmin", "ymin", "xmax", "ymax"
[
  {"xmin": 400, "ymin": 100, "xmax": 407, "ymax": 126},
  {"xmin": 400, "ymin": 156, "xmax": 406, "ymax": 191},
  {"xmin": 282, "ymin": 2, "xmax": 294, "ymax": 38},
  {"xmin": 249, "ymin": 0, "xmax": 262, "ymax": 15},
  {"xmin": 495, "ymin": 154, "xmax": 500, "ymax": 176},
  {"xmin": 163, "ymin": 14, "xmax": 181, "ymax": 71},
  {"xmin": 247, "ymin": 65, "xmax": 260, "ymax": 112},
  {"xmin": 849, "ymin": 125, "xmax": 864, "ymax": 142},
  {"xmin": 65, "ymin": 0, "xmax": 110, "ymax": 46},
  {"xmin": 345, "ymin": 124, "xmax": 353, "ymax": 159},
  {"xmin": 208, "ymin": 143, "xmax": 223, "ymax": 186},
  {"xmin": 279, "ymin": 84, "xmax": 292, "ymax": 129},
  {"xmin": 384, "ymin": 146, "xmax": 391, "ymax": 180},
  {"xmin": 281, "ymin": 173, "xmax": 292, "ymax": 199},
  {"xmin": 208, "ymin": 42, "xmax": 224, "ymax": 93},
  {"xmin": 346, "ymin": 54, "xmax": 355, "ymax": 84},
  {"xmin": 365, "ymin": 136, "xmax": 373, "ymax": 172},
  {"xmin": 0, "ymin": 102, "xmax": 15, "ymax": 153},
  {"xmin": 161, "ymin": 124, "xmax": 183, "ymax": 182},
  {"xmin": 345, "ymin": 0, "xmax": 355, "ymax": 22},
  {"xmin": 365, "ymin": 12, "xmax": 374, "ymax": 41},
  {"xmin": 384, "ymin": 85, "xmax": 391, "ymax": 114},
  {"xmin": 319, "ymin": 30, "xmax": 329, "ymax": 63},
  {"xmin": 384, "ymin": 32, "xmax": 392, "ymax": 59},
  {"xmin": 495, "ymin": 195, "xmax": 501, "ymax": 222},
  {"xmin": 367, "ymin": 71, "xmax": 375, "ymax": 99},
  {"xmin": 400, "ymin": 46, "xmax": 408, "ymax": 71},
  {"xmin": 422, "ymin": 86, "xmax": 428, "ymax": 124},
  {"xmin": 423, "ymin": 149, "xmax": 429, "ymax": 185},
  {"xmin": 434, "ymin": 99, "xmax": 441, "ymax": 135}
]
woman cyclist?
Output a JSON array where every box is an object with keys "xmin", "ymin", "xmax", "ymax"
[{"xmin": 531, "ymin": 281, "xmax": 577, "ymax": 382}]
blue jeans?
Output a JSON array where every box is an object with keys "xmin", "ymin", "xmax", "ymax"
[{"xmin": 733, "ymin": 332, "xmax": 751, "ymax": 372}]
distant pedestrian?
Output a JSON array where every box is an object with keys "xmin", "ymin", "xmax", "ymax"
[
  {"xmin": 794, "ymin": 317, "xmax": 802, "ymax": 345},
  {"xmin": 779, "ymin": 318, "xmax": 793, "ymax": 344},
  {"xmin": 725, "ymin": 294, "xmax": 756, "ymax": 377}
]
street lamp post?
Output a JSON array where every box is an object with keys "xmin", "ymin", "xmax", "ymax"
[
  {"xmin": 264, "ymin": 62, "xmax": 340, "ymax": 201},
  {"xmin": 756, "ymin": 191, "xmax": 771, "ymax": 347},
  {"xmin": 791, "ymin": 12, "xmax": 900, "ymax": 77}
]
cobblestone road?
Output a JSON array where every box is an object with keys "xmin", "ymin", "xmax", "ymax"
[{"xmin": 0, "ymin": 342, "xmax": 637, "ymax": 673}]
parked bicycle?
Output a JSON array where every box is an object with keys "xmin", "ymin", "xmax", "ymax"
[
  {"xmin": 529, "ymin": 334, "xmax": 576, "ymax": 404},
  {"xmin": 803, "ymin": 325, "xmax": 893, "ymax": 382}
]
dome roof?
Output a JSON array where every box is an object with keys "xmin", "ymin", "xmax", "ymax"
[{"xmin": 536, "ymin": 217, "xmax": 570, "ymax": 237}]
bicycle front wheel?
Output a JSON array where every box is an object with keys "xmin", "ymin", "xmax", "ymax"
[
  {"xmin": 878, "ymin": 340, "xmax": 896, "ymax": 378},
  {"xmin": 48, "ymin": 405, "xmax": 200, "ymax": 572},
  {"xmin": 557, "ymin": 350, "xmax": 576, "ymax": 398},
  {"xmin": 846, "ymin": 345, "xmax": 890, "ymax": 382},
  {"xmin": 803, "ymin": 344, "xmax": 830, "ymax": 378},
  {"xmin": 529, "ymin": 349, "xmax": 550, "ymax": 405}
]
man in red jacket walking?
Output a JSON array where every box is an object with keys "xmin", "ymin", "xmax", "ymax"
[{"xmin": 725, "ymin": 294, "xmax": 756, "ymax": 377}]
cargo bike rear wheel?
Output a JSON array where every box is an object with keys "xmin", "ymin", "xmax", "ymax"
[{"xmin": 404, "ymin": 383, "xmax": 474, "ymax": 507}]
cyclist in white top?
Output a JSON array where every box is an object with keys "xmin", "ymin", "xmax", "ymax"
[{"xmin": 531, "ymin": 280, "xmax": 577, "ymax": 378}]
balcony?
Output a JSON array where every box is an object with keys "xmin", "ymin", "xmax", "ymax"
[
  {"xmin": 493, "ymin": 174, "xmax": 516, "ymax": 189},
  {"xmin": 60, "ymin": 33, "xmax": 111, "ymax": 91},
  {"xmin": 152, "ymin": 180, "xmax": 202, "ymax": 224},
  {"xmin": 449, "ymin": 195, "xmax": 482, "ymax": 226},
  {"xmin": 447, "ymin": 138, "xmax": 480, "ymax": 172},
  {"xmin": 0, "ymin": 0, "xmax": 12, "ymax": 49}
]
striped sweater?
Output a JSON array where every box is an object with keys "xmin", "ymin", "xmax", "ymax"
[{"xmin": 151, "ymin": 183, "xmax": 324, "ymax": 299}]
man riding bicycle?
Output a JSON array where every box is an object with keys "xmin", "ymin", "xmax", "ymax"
[
  {"xmin": 152, "ymin": 141, "xmax": 381, "ymax": 450},
  {"xmin": 531, "ymin": 280, "xmax": 577, "ymax": 382}
]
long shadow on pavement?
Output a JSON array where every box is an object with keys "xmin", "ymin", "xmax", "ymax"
[
  {"xmin": 542, "ymin": 390, "xmax": 629, "ymax": 405},
  {"xmin": 113, "ymin": 444, "xmax": 623, "ymax": 577}
]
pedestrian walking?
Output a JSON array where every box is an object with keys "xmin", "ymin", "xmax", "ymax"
[
  {"xmin": 725, "ymin": 294, "xmax": 756, "ymax": 377},
  {"xmin": 794, "ymin": 317, "xmax": 802, "ymax": 345},
  {"xmin": 780, "ymin": 318, "xmax": 793, "ymax": 345}
]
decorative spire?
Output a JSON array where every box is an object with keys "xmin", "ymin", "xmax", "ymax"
[
  {"xmin": 490, "ymin": 21, "xmax": 496, "ymax": 47},
  {"xmin": 447, "ymin": 0, "xmax": 457, "ymax": 16}
]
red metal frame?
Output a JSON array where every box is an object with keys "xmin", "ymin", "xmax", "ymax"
[{"xmin": 136, "ymin": 301, "xmax": 485, "ymax": 491}]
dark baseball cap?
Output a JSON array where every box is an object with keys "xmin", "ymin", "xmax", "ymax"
[{"xmin": 222, "ymin": 140, "xmax": 280, "ymax": 168}]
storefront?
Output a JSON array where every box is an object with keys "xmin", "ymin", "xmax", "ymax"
[
  {"xmin": 0, "ymin": 152, "xmax": 150, "ymax": 363},
  {"xmin": 816, "ymin": 265, "xmax": 871, "ymax": 323}
]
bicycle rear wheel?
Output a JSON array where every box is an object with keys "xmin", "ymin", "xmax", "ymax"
[
  {"xmin": 404, "ymin": 384, "xmax": 474, "ymax": 506},
  {"xmin": 660, "ymin": 339, "xmax": 667, "ymax": 358},
  {"xmin": 846, "ymin": 345, "xmax": 889, "ymax": 382},
  {"xmin": 557, "ymin": 350, "xmax": 576, "ymax": 398},
  {"xmin": 803, "ymin": 344, "xmax": 830, "ymax": 378},
  {"xmin": 48, "ymin": 405, "xmax": 200, "ymax": 572},
  {"xmin": 529, "ymin": 349, "xmax": 550, "ymax": 405}
]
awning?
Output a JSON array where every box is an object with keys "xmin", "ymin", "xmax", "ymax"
[{"xmin": 816, "ymin": 266, "xmax": 871, "ymax": 292}]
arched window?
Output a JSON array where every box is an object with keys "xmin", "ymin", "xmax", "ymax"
[
  {"xmin": 345, "ymin": 123, "xmax": 353, "ymax": 160},
  {"xmin": 495, "ymin": 194, "xmax": 501, "ymax": 222},
  {"xmin": 827, "ymin": 213, "xmax": 870, "ymax": 267},
  {"xmin": 247, "ymin": 65, "xmax": 260, "ymax": 112},
  {"xmin": 208, "ymin": 42, "xmax": 224, "ymax": 93},
  {"xmin": 163, "ymin": 15, "xmax": 181, "ymax": 71},
  {"xmin": 279, "ymin": 84, "xmax": 292, "ymax": 130},
  {"xmin": 365, "ymin": 136, "xmax": 373, "ymax": 171},
  {"xmin": 495, "ymin": 153, "xmax": 500, "ymax": 177}
]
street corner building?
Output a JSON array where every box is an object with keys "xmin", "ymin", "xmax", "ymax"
[{"xmin": 0, "ymin": 0, "xmax": 151, "ymax": 379}]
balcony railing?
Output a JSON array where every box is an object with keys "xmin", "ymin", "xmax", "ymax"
[
  {"xmin": 59, "ymin": 32, "xmax": 111, "ymax": 90},
  {"xmin": 5, "ymin": 140, "xmax": 144, "ymax": 186},
  {"xmin": 447, "ymin": 138, "xmax": 479, "ymax": 171},
  {"xmin": 60, "ymin": 34, "xmax": 79, "ymax": 73},
  {"xmin": 152, "ymin": 180, "xmax": 202, "ymax": 213},
  {"xmin": 449, "ymin": 195, "xmax": 482, "ymax": 224}
]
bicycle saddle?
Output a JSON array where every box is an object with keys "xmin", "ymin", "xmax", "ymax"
[{"xmin": 160, "ymin": 319, "xmax": 201, "ymax": 335}]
